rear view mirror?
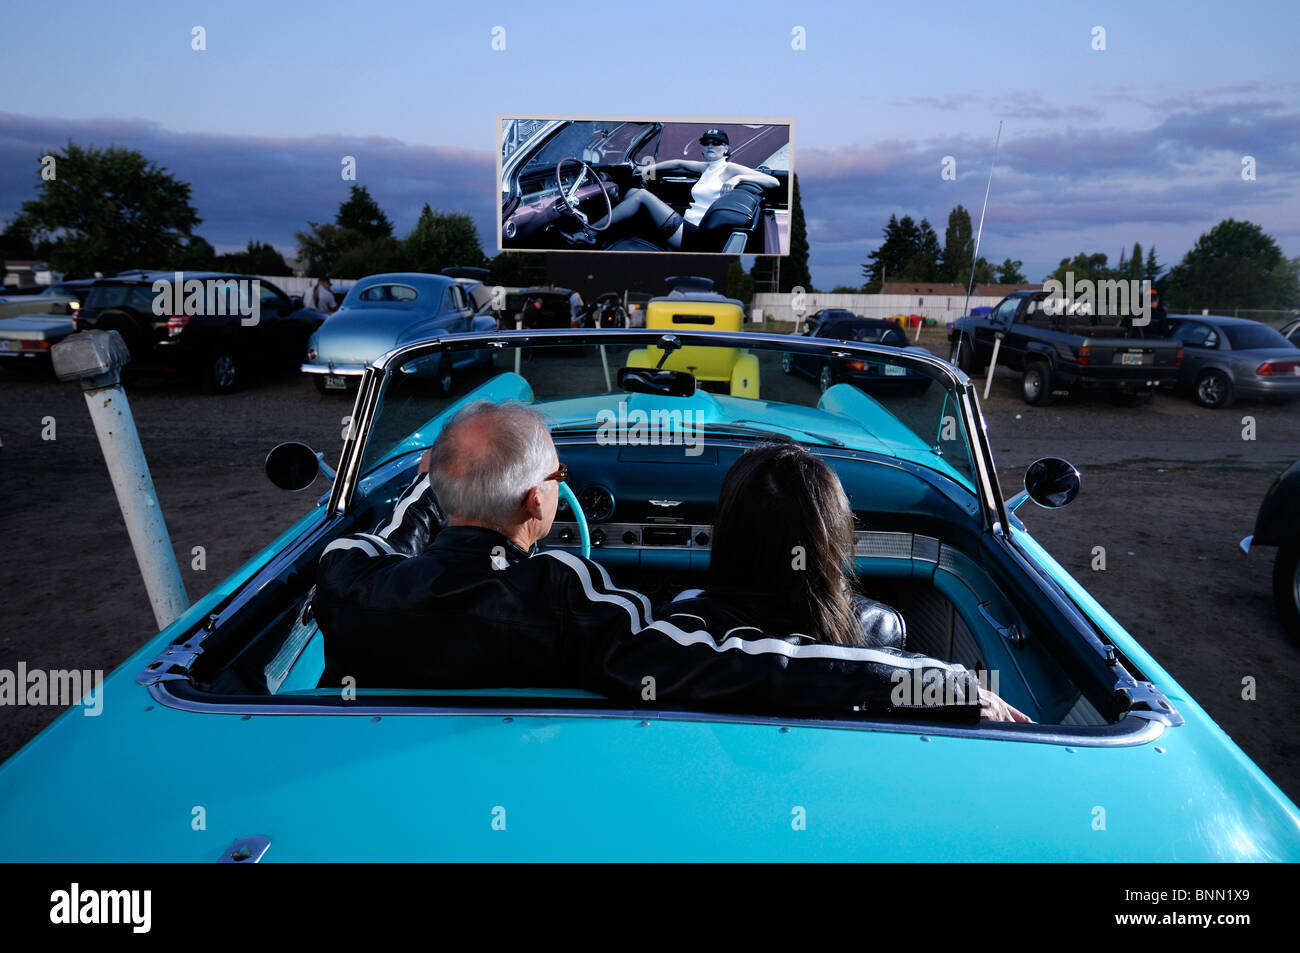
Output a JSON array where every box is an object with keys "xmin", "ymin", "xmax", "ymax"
[
  {"xmin": 617, "ymin": 366, "xmax": 696, "ymax": 397},
  {"xmin": 266, "ymin": 441, "xmax": 331, "ymax": 491},
  {"xmin": 1024, "ymin": 457, "xmax": 1081, "ymax": 509}
]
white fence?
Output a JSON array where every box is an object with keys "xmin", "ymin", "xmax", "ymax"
[{"xmin": 752, "ymin": 292, "xmax": 1007, "ymax": 328}]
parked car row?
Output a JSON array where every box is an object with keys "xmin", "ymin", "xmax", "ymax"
[{"xmin": 949, "ymin": 291, "xmax": 1300, "ymax": 409}]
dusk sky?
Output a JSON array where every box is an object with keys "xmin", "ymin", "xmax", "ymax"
[{"xmin": 2, "ymin": 0, "xmax": 1296, "ymax": 288}]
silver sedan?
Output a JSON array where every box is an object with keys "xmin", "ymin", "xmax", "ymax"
[{"xmin": 1168, "ymin": 314, "xmax": 1300, "ymax": 408}]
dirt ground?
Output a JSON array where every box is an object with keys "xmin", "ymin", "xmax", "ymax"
[{"xmin": 1, "ymin": 349, "xmax": 1298, "ymax": 803}]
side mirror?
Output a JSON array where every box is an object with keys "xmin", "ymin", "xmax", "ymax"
[
  {"xmin": 1023, "ymin": 457, "xmax": 1080, "ymax": 509},
  {"xmin": 266, "ymin": 441, "xmax": 334, "ymax": 491}
]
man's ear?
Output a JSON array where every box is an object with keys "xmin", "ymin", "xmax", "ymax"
[{"xmin": 522, "ymin": 485, "xmax": 545, "ymax": 521}]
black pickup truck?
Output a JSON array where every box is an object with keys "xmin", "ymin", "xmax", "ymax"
[{"xmin": 948, "ymin": 290, "xmax": 1183, "ymax": 405}]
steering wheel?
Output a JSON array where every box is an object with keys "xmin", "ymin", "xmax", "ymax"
[
  {"xmin": 557, "ymin": 480, "xmax": 590, "ymax": 559},
  {"xmin": 554, "ymin": 157, "xmax": 614, "ymax": 230}
]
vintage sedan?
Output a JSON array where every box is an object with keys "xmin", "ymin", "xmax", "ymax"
[
  {"xmin": 784, "ymin": 312, "xmax": 931, "ymax": 395},
  {"xmin": 302, "ymin": 272, "xmax": 497, "ymax": 395},
  {"xmin": 1167, "ymin": 314, "xmax": 1300, "ymax": 408},
  {"xmin": 1, "ymin": 327, "xmax": 1297, "ymax": 862}
]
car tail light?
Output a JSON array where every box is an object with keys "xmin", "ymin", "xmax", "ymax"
[
  {"xmin": 844, "ymin": 359, "xmax": 866, "ymax": 371},
  {"xmin": 1175, "ymin": 347, "xmax": 1183, "ymax": 368},
  {"xmin": 167, "ymin": 314, "xmax": 189, "ymax": 338},
  {"xmin": 1257, "ymin": 360, "xmax": 1299, "ymax": 376},
  {"xmin": 306, "ymin": 347, "xmax": 318, "ymax": 361},
  {"xmin": 18, "ymin": 339, "xmax": 51, "ymax": 350},
  {"xmin": 1077, "ymin": 344, "xmax": 1090, "ymax": 366}
]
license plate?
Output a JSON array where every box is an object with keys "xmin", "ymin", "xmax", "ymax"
[
  {"xmin": 884, "ymin": 364, "xmax": 907, "ymax": 376},
  {"xmin": 1120, "ymin": 352, "xmax": 1143, "ymax": 366},
  {"xmin": 324, "ymin": 375, "xmax": 348, "ymax": 389},
  {"xmin": 0, "ymin": 341, "xmax": 11, "ymax": 351}
]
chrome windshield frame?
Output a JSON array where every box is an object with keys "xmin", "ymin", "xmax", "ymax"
[{"xmin": 325, "ymin": 329, "xmax": 1009, "ymax": 533}]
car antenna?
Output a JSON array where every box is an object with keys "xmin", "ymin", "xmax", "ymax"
[{"xmin": 953, "ymin": 120, "xmax": 1003, "ymax": 369}]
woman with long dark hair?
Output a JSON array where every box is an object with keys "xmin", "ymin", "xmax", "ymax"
[{"xmin": 665, "ymin": 442, "xmax": 1029, "ymax": 721}]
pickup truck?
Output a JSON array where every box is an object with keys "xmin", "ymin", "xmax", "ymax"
[{"xmin": 948, "ymin": 290, "xmax": 1183, "ymax": 405}]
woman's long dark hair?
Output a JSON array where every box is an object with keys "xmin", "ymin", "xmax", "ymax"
[{"xmin": 709, "ymin": 442, "xmax": 862, "ymax": 646}]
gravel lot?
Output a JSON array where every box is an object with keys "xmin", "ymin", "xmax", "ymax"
[{"xmin": 2, "ymin": 345, "xmax": 1298, "ymax": 802}]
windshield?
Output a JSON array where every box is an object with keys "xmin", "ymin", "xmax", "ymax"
[
  {"xmin": 356, "ymin": 335, "xmax": 978, "ymax": 494},
  {"xmin": 518, "ymin": 121, "xmax": 649, "ymax": 176}
]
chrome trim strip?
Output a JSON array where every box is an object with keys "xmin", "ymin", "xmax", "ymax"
[
  {"xmin": 146, "ymin": 681, "xmax": 1167, "ymax": 748},
  {"xmin": 301, "ymin": 363, "xmax": 365, "ymax": 375}
]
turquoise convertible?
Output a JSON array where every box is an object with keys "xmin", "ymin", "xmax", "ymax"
[{"xmin": 2, "ymin": 330, "xmax": 1298, "ymax": 861}]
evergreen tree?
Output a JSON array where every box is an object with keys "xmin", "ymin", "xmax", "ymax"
[
  {"xmin": 780, "ymin": 174, "xmax": 811, "ymax": 292},
  {"xmin": 335, "ymin": 185, "xmax": 393, "ymax": 240},
  {"xmin": 1130, "ymin": 241, "xmax": 1144, "ymax": 280},
  {"xmin": 940, "ymin": 205, "xmax": 973, "ymax": 283}
]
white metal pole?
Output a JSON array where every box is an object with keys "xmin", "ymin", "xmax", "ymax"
[
  {"xmin": 983, "ymin": 332, "xmax": 1003, "ymax": 400},
  {"xmin": 81, "ymin": 383, "xmax": 189, "ymax": 630},
  {"xmin": 514, "ymin": 313, "xmax": 523, "ymax": 376}
]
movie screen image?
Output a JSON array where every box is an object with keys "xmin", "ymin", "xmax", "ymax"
[{"xmin": 499, "ymin": 117, "xmax": 791, "ymax": 255}]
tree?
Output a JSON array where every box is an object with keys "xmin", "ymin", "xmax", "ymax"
[
  {"xmin": 862, "ymin": 214, "xmax": 940, "ymax": 289},
  {"xmin": 213, "ymin": 239, "xmax": 289, "ymax": 275},
  {"xmin": 176, "ymin": 236, "xmax": 216, "ymax": 270},
  {"xmin": 725, "ymin": 259, "xmax": 755, "ymax": 307},
  {"xmin": 830, "ymin": 284, "xmax": 866, "ymax": 294},
  {"xmin": 403, "ymin": 203, "xmax": 488, "ymax": 273},
  {"xmin": 335, "ymin": 185, "xmax": 393, "ymax": 240},
  {"xmin": 296, "ymin": 222, "xmax": 358, "ymax": 277},
  {"xmin": 995, "ymin": 258, "xmax": 1026, "ymax": 284},
  {"xmin": 488, "ymin": 252, "xmax": 544, "ymax": 287},
  {"xmin": 939, "ymin": 205, "xmax": 973, "ymax": 283},
  {"xmin": 1144, "ymin": 246, "xmax": 1162, "ymax": 284},
  {"xmin": 1161, "ymin": 219, "xmax": 1297, "ymax": 310},
  {"xmin": 1129, "ymin": 241, "xmax": 1144, "ymax": 281},
  {"xmin": 0, "ymin": 220, "xmax": 37, "ymax": 260},
  {"xmin": 1044, "ymin": 252, "xmax": 1112, "ymax": 286},
  {"xmin": 333, "ymin": 236, "xmax": 406, "ymax": 279},
  {"xmin": 780, "ymin": 173, "xmax": 811, "ymax": 293},
  {"xmin": 751, "ymin": 255, "xmax": 778, "ymax": 294},
  {"xmin": 14, "ymin": 141, "xmax": 201, "ymax": 276}
]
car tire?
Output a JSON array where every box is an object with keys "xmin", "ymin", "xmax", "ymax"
[
  {"xmin": 1273, "ymin": 542, "xmax": 1300, "ymax": 642},
  {"xmin": 781, "ymin": 352, "xmax": 793, "ymax": 374},
  {"xmin": 1194, "ymin": 369, "xmax": 1233, "ymax": 409},
  {"xmin": 819, "ymin": 364, "xmax": 834, "ymax": 393},
  {"xmin": 202, "ymin": 350, "xmax": 242, "ymax": 394},
  {"xmin": 1022, "ymin": 360, "xmax": 1053, "ymax": 406},
  {"xmin": 433, "ymin": 352, "xmax": 454, "ymax": 397},
  {"xmin": 951, "ymin": 335, "xmax": 977, "ymax": 374}
]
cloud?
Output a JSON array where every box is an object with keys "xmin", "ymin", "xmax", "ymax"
[{"xmin": 0, "ymin": 113, "xmax": 496, "ymax": 256}]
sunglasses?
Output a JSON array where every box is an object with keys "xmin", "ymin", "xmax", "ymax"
[
  {"xmin": 701, "ymin": 139, "xmax": 724, "ymax": 146},
  {"xmin": 544, "ymin": 462, "xmax": 568, "ymax": 484}
]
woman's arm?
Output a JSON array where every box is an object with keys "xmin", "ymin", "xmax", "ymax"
[
  {"xmin": 639, "ymin": 158, "xmax": 706, "ymax": 180},
  {"xmin": 722, "ymin": 164, "xmax": 781, "ymax": 190}
]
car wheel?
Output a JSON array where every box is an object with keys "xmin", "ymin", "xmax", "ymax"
[
  {"xmin": 1273, "ymin": 542, "xmax": 1300, "ymax": 642},
  {"xmin": 819, "ymin": 364, "xmax": 834, "ymax": 393},
  {"xmin": 951, "ymin": 335, "xmax": 977, "ymax": 374},
  {"xmin": 1022, "ymin": 361, "xmax": 1053, "ymax": 406},
  {"xmin": 1194, "ymin": 369, "xmax": 1233, "ymax": 409},
  {"xmin": 203, "ymin": 350, "xmax": 241, "ymax": 394},
  {"xmin": 433, "ymin": 352, "xmax": 454, "ymax": 397},
  {"xmin": 781, "ymin": 352, "xmax": 793, "ymax": 374}
]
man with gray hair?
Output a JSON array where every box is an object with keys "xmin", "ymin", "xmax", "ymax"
[{"xmin": 312, "ymin": 400, "xmax": 988, "ymax": 718}]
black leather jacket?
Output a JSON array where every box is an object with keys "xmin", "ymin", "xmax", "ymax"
[{"xmin": 313, "ymin": 474, "xmax": 979, "ymax": 717}]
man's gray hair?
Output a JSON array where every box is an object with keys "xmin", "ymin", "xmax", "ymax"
[{"xmin": 426, "ymin": 400, "xmax": 554, "ymax": 526}]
